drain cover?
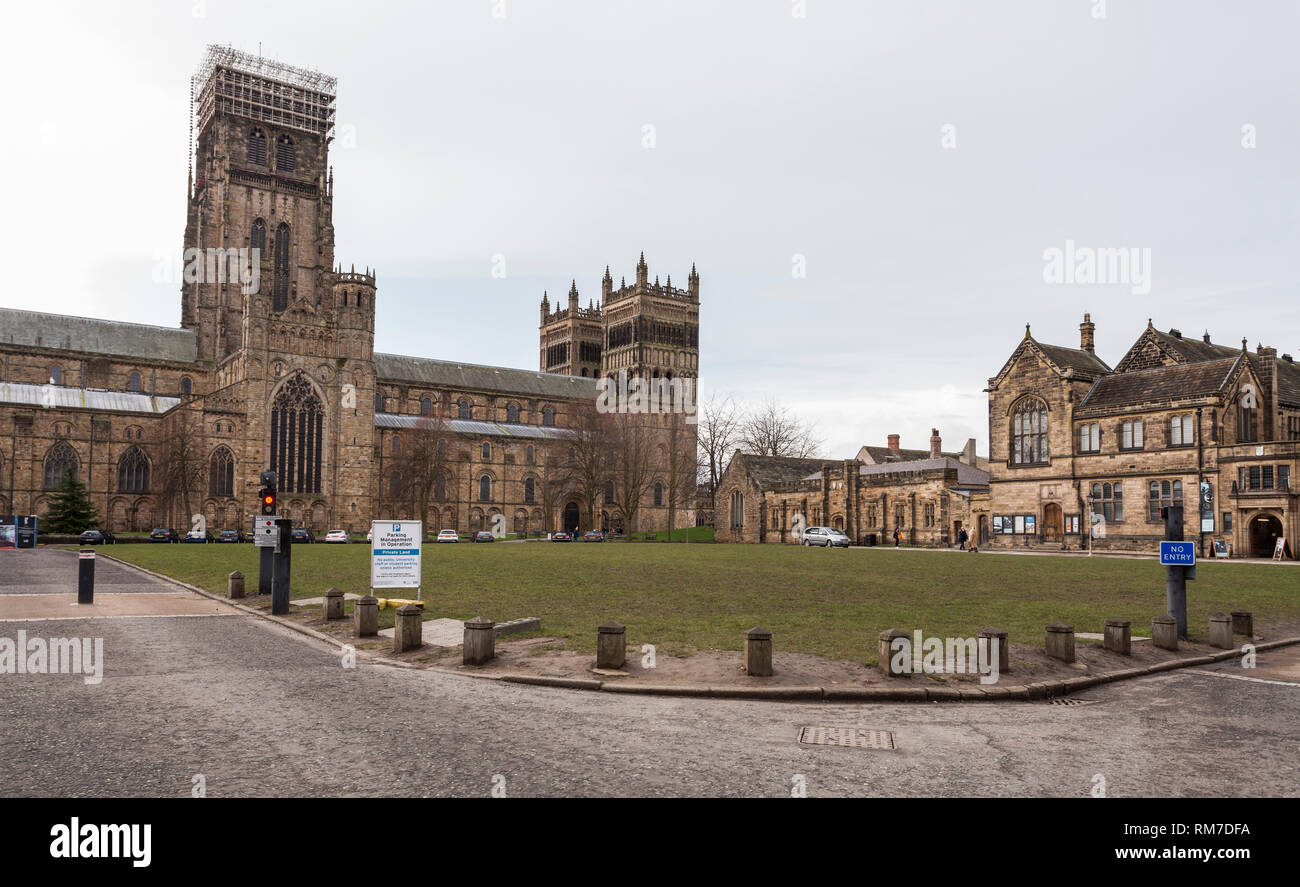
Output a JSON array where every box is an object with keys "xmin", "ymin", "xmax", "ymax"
[
  {"xmin": 798, "ymin": 727, "xmax": 895, "ymax": 749},
  {"xmin": 1046, "ymin": 697, "xmax": 1094, "ymax": 706}
]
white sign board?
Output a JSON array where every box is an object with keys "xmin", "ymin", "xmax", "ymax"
[
  {"xmin": 253, "ymin": 516, "xmax": 279, "ymax": 547},
  {"xmin": 371, "ymin": 520, "xmax": 422, "ymax": 589}
]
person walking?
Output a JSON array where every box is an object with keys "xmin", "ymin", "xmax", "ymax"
[
  {"xmin": 893, "ymin": 527, "xmax": 901, "ymax": 547},
  {"xmin": 958, "ymin": 527, "xmax": 969, "ymax": 550}
]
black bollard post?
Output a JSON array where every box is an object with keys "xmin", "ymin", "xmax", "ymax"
[
  {"xmin": 1163, "ymin": 504, "xmax": 1189, "ymax": 638},
  {"xmin": 77, "ymin": 549, "xmax": 95, "ymax": 604},
  {"xmin": 258, "ymin": 546, "xmax": 273, "ymax": 595},
  {"xmin": 271, "ymin": 518, "xmax": 292, "ymax": 615}
]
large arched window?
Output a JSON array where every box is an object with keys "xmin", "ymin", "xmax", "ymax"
[
  {"xmin": 653, "ymin": 482, "xmax": 664, "ymax": 506},
  {"xmin": 603, "ymin": 481, "xmax": 615, "ymax": 505},
  {"xmin": 457, "ymin": 398, "xmax": 471, "ymax": 419},
  {"xmin": 117, "ymin": 446, "xmax": 149, "ymax": 493},
  {"xmin": 44, "ymin": 441, "xmax": 78, "ymax": 489},
  {"xmin": 541, "ymin": 407, "xmax": 555, "ymax": 427},
  {"xmin": 270, "ymin": 372, "xmax": 324, "ymax": 495},
  {"xmin": 1011, "ymin": 397, "xmax": 1049, "ymax": 465},
  {"xmin": 248, "ymin": 127, "xmax": 267, "ymax": 165},
  {"xmin": 209, "ymin": 446, "xmax": 234, "ymax": 497},
  {"xmin": 127, "ymin": 372, "xmax": 142, "ymax": 393},
  {"xmin": 478, "ymin": 475, "xmax": 492, "ymax": 502},
  {"xmin": 272, "ymin": 223, "xmax": 291, "ymax": 312},
  {"xmin": 180, "ymin": 377, "xmax": 192, "ymax": 396},
  {"xmin": 729, "ymin": 490, "xmax": 744, "ymax": 529},
  {"xmin": 507, "ymin": 403, "xmax": 520, "ymax": 423},
  {"xmin": 420, "ymin": 397, "xmax": 432, "ymax": 416},
  {"xmin": 250, "ymin": 218, "xmax": 266, "ymax": 258},
  {"xmin": 524, "ymin": 477, "xmax": 536, "ymax": 504},
  {"xmin": 433, "ymin": 474, "xmax": 447, "ymax": 502},
  {"xmin": 481, "ymin": 442, "xmax": 491, "ymax": 460},
  {"xmin": 276, "ymin": 134, "xmax": 296, "ymax": 173}
]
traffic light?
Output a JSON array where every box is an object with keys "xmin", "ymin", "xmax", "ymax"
[{"xmin": 259, "ymin": 486, "xmax": 277, "ymax": 516}]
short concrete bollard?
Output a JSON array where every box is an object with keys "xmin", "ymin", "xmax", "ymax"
[
  {"xmin": 596, "ymin": 620, "xmax": 626, "ymax": 669},
  {"xmin": 393, "ymin": 604, "xmax": 424, "ymax": 653},
  {"xmin": 1209, "ymin": 612, "xmax": 1234, "ymax": 649},
  {"xmin": 463, "ymin": 616, "xmax": 496, "ymax": 665},
  {"xmin": 354, "ymin": 594, "xmax": 379, "ymax": 637},
  {"xmin": 1103, "ymin": 618, "xmax": 1131, "ymax": 655},
  {"xmin": 878, "ymin": 628, "xmax": 909, "ymax": 677},
  {"xmin": 1231, "ymin": 610, "xmax": 1253, "ymax": 638},
  {"xmin": 978, "ymin": 627, "xmax": 1010, "ymax": 673},
  {"xmin": 745, "ymin": 626, "xmax": 773, "ymax": 677},
  {"xmin": 227, "ymin": 571, "xmax": 245, "ymax": 600},
  {"xmin": 1045, "ymin": 622, "xmax": 1075, "ymax": 663},
  {"xmin": 1151, "ymin": 614, "xmax": 1178, "ymax": 650},
  {"xmin": 323, "ymin": 587, "xmax": 345, "ymax": 620}
]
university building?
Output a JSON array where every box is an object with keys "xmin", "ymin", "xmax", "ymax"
[{"xmin": 0, "ymin": 46, "xmax": 697, "ymax": 536}]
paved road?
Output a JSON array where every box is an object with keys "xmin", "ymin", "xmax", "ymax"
[{"xmin": 1, "ymin": 550, "xmax": 1296, "ymax": 797}]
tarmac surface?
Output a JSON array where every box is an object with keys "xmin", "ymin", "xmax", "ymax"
[{"xmin": 1, "ymin": 548, "xmax": 1296, "ymax": 797}]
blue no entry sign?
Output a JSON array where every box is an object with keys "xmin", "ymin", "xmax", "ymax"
[{"xmin": 1160, "ymin": 541, "xmax": 1196, "ymax": 566}]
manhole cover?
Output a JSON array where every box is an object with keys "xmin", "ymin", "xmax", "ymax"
[
  {"xmin": 798, "ymin": 727, "xmax": 895, "ymax": 749},
  {"xmin": 1046, "ymin": 697, "xmax": 1095, "ymax": 706}
]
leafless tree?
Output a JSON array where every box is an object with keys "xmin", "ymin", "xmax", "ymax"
[
  {"xmin": 739, "ymin": 397, "xmax": 824, "ymax": 458},
  {"xmin": 533, "ymin": 440, "xmax": 575, "ymax": 534},
  {"xmin": 663, "ymin": 411, "xmax": 700, "ymax": 541},
  {"xmin": 388, "ymin": 416, "xmax": 451, "ymax": 529},
  {"xmin": 569, "ymin": 400, "xmax": 619, "ymax": 531},
  {"xmin": 155, "ymin": 408, "xmax": 207, "ymax": 529},
  {"xmin": 611, "ymin": 413, "xmax": 658, "ymax": 534},
  {"xmin": 697, "ymin": 391, "xmax": 742, "ymax": 493}
]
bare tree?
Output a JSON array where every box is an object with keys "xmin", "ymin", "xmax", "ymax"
[
  {"xmin": 569, "ymin": 400, "xmax": 619, "ymax": 531},
  {"xmin": 663, "ymin": 411, "xmax": 700, "ymax": 541},
  {"xmin": 155, "ymin": 408, "xmax": 207, "ymax": 529},
  {"xmin": 739, "ymin": 397, "xmax": 824, "ymax": 458},
  {"xmin": 388, "ymin": 416, "xmax": 450, "ymax": 529},
  {"xmin": 697, "ymin": 391, "xmax": 742, "ymax": 493},
  {"xmin": 533, "ymin": 440, "xmax": 575, "ymax": 534},
  {"xmin": 611, "ymin": 413, "xmax": 658, "ymax": 534}
]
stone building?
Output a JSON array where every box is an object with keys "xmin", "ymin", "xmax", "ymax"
[
  {"xmin": 986, "ymin": 315, "xmax": 1299, "ymax": 558},
  {"xmin": 715, "ymin": 431, "xmax": 990, "ymax": 545},
  {"xmin": 0, "ymin": 47, "xmax": 696, "ymax": 537}
]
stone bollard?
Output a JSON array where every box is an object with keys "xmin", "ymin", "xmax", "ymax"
[
  {"xmin": 978, "ymin": 627, "xmax": 1010, "ymax": 673},
  {"xmin": 1151, "ymin": 614, "xmax": 1178, "ymax": 650},
  {"xmin": 393, "ymin": 604, "xmax": 423, "ymax": 653},
  {"xmin": 323, "ymin": 587, "xmax": 344, "ymax": 620},
  {"xmin": 878, "ymin": 628, "xmax": 909, "ymax": 677},
  {"xmin": 1231, "ymin": 610, "xmax": 1253, "ymax": 637},
  {"xmin": 354, "ymin": 594, "xmax": 379, "ymax": 638},
  {"xmin": 1209, "ymin": 613, "xmax": 1234, "ymax": 649},
  {"xmin": 596, "ymin": 621, "xmax": 626, "ymax": 669},
  {"xmin": 227, "ymin": 571, "xmax": 245, "ymax": 600},
  {"xmin": 745, "ymin": 626, "xmax": 773, "ymax": 677},
  {"xmin": 1045, "ymin": 622, "xmax": 1075, "ymax": 663},
  {"xmin": 1103, "ymin": 618, "xmax": 1131, "ymax": 655},
  {"xmin": 463, "ymin": 616, "xmax": 496, "ymax": 665}
]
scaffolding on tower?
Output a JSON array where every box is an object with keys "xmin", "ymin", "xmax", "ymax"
[{"xmin": 192, "ymin": 44, "xmax": 337, "ymax": 139}]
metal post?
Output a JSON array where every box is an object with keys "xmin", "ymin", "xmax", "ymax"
[
  {"xmin": 258, "ymin": 546, "xmax": 273, "ymax": 595},
  {"xmin": 272, "ymin": 518, "xmax": 292, "ymax": 615},
  {"xmin": 1164, "ymin": 504, "xmax": 1188, "ymax": 637},
  {"xmin": 77, "ymin": 549, "xmax": 95, "ymax": 604}
]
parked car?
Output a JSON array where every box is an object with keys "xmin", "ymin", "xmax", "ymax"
[
  {"xmin": 79, "ymin": 529, "xmax": 116, "ymax": 545},
  {"xmin": 551, "ymin": 531, "xmax": 572, "ymax": 542},
  {"xmin": 150, "ymin": 528, "xmax": 179, "ymax": 543},
  {"xmin": 800, "ymin": 526, "xmax": 850, "ymax": 548},
  {"xmin": 436, "ymin": 529, "xmax": 460, "ymax": 543},
  {"xmin": 184, "ymin": 529, "xmax": 216, "ymax": 543},
  {"xmin": 217, "ymin": 529, "xmax": 245, "ymax": 543},
  {"xmin": 324, "ymin": 530, "xmax": 349, "ymax": 544},
  {"xmin": 290, "ymin": 528, "xmax": 316, "ymax": 544},
  {"xmin": 473, "ymin": 530, "xmax": 495, "ymax": 543},
  {"xmin": 582, "ymin": 531, "xmax": 605, "ymax": 542},
  {"xmin": 366, "ymin": 529, "xmax": 372, "ymax": 543}
]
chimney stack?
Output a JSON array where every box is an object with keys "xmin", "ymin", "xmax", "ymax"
[
  {"xmin": 1203, "ymin": 331, "xmax": 1212, "ymax": 344},
  {"xmin": 929, "ymin": 428, "xmax": 942, "ymax": 459},
  {"xmin": 887, "ymin": 433, "xmax": 900, "ymax": 455},
  {"xmin": 1080, "ymin": 313, "xmax": 1095, "ymax": 353}
]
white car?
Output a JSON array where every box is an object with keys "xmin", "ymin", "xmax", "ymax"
[
  {"xmin": 325, "ymin": 530, "xmax": 349, "ymax": 544},
  {"xmin": 436, "ymin": 529, "xmax": 460, "ymax": 543}
]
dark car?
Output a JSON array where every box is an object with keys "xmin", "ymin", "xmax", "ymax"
[
  {"xmin": 79, "ymin": 529, "xmax": 116, "ymax": 545},
  {"xmin": 473, "ymin": 531, "xmax": 495, "ymax": 543},
  {"xmin": 582, "ymin": 531, "xmax": 605, "ymax": 542},
  {"xmin": 290, "ymin": 528, "xmax": 315, "ymax": 544},
  {"xmin": 217, "ymin": 529, "xmax": 245, "ymax": 543},
  {"xmin": 150, "ymin": 528, "xmax": 179, "ymax": 543},
  {"xmin": 183, "ymin": 530, "xmax": 216, "ymax": 543},
  {"xmin": 551, "ymin": 531, "xmax": 572, "ymax": 542}
]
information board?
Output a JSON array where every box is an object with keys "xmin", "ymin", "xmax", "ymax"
[
  {"xmin": 253, "ymin": 516, "xmax": 280, "ymax": 547},
  {"xmin": 371, "ymin": 520, "xmax": 422, "ymax": 589}
]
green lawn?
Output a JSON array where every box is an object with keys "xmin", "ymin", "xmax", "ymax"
[{"xmin": 101, "ymin": 542, "xmax": 1300, "ymax": 662}]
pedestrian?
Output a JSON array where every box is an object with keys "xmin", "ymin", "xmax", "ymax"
[
  {"xmin": 893, "ymin": 527, "xmax": 901, "ymax": 547},
  {"xmin": 958, "ymin": 527, "xmax": 969, "ymax": 550}
]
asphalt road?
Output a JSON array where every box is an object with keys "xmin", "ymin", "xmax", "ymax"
[{"xmin": 1, "ymin": 549, "xmax": 1296, "ymax": 797}]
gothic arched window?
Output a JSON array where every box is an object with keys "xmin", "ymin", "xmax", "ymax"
[
  {"xmin": 117, "ymin": 446, "xmax": 149, "ymax": 493},
  {"xmin": 526, "ymin": 445, "xmax": 534, "ymax": 463},
  {"xmin": 276, "ymin": 134, "xmax": 295, "ymax": 173},
  {"xmin": 434, "ymin": 475, "xmax": 447, "ymax": 502},
  {"xmin": 1011, "ymin": 397, "xmax": 1049, "ymax": 465},
  {"xmin": 481, "ymin": 442, "xmax": 491, "ymax": 460},
  {"xmin": 603, "ymin": 481, "xmax": 614, "ymax": 505},
  {"xmin": 653, "ymin": 482, "xmax": 664, "ymax": 506},
  {"xmin": 420, "ymin": 397, "xmax": 432, "ymax": 416},
  {"xmin": 209, "ymin": 446, "xmax": 234, "ymax": 497},
  {"xmin": 478, "ymin": 475, "xmax": 491, "ymax": 502},
  {"xmin": 507, "ymin": 403, "xmax": 520, "ymax": 423},
  {"xmin": 180, "ymin": 377, "xmax": 192, "ymax": 396},
  {"xmin": 250, "ymin": 218, "xmax": 266, "ymax": 257},
  {"xmin": 44, "ymin": 441, "xmax": 78, "ymax": 489},
  {"xmin": 127, "ymin": 372, "xmax": 141, "ymax": 392},
  {"xmin": 375, "ymin": 392, "xmax": 384, "ymax": 413},
  {"xmin": 524, "ymin": 477, "xmax": 535, "ymax": 504},
  {"xmin": 542, "ymin": 407, "xmax": 555, "ymax": 427},
  {"xmin": 248, "ymin": 127, "xmax": 267, "ymax": 166},
  {"xmin": 270, "ymin": 372, "xmax": 324, "ymax": 495},
  {"xmin": 457, "ymin": 398, "xmax": 471, "ymax": 419},
  {"xmin": 272, "ymin": 223, "xmax": 291, "ymax": 312}
]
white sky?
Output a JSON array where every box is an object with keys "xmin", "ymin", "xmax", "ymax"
[{"xmin": 1, "ymin": 0, "xmax": 1297, "ymax": 457}]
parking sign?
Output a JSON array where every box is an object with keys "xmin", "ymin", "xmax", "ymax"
[{"xmin": 371, "ymin": 520, "xmax": 422, "ymax": 589}]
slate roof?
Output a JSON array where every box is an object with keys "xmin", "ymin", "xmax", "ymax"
[
  {"xmin": 1035, "ymin": 342, "xmax": 1112, "ymax": 377},
  {"xmin": 0, "ymin": 381, "xmax": 181, "ymax": 414},
  {"xmin": 859, "ymin": 445, "xmax": 966, "ymax": 463},
  {"xmin": 1075, "ymin": 357, "xmax": 1239, "ymax": 414},
  {"xmin": 802, "ymin": 457, "xmax": 988, "ymax": 487},
  {"xmin": 0, "ymin": 308, "xmax": 197, "ymax": 363},
  {"xmin": 1148, "ymin": 328, "xmax": 1238, "ymax": 363},
  {"xmin": 731, "ymin": 453, "xmax": 827, "ymax": 488},
  {"xmin": 1275, "ymin": 358, "xmax": 1300, "ymax": 407},
  {"xmin": 374, "ymin": 413, "xmax": 578, "ymax": 440},
  {"xmin": 375, "ymin": 353, "xmax": 597, "ymax": 400}
]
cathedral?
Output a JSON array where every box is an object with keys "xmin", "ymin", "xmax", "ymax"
[{"xmin": 0, "ymin": 47, "xmax": 698, "ymax": 537}]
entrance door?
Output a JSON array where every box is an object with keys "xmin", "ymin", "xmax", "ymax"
[
  {"xmin": 1043, "ymin": 503, "xmax": 1063, "ymax": 542},
  {"xmin": 978, "ymin": 514, "xmax": 989, "ymax": 545},
  {"xmin": 563, "ymin": 502, "xmax": 580, "ymax": 534},
  {"xmin": 1250, "ymin": 514, "xmax": 1283, "ymax": 558}
]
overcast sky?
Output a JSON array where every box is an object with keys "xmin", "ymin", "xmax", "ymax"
[{"xmin": 2, "ymin": 1, "xmax": 1297, "ymax": 457}]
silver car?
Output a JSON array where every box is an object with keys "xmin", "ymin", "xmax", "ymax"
[{"xmin": 800, "ymin": 526, "xmax": 850, "ymax": 547}]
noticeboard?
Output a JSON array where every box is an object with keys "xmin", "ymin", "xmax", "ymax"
[
  {"xmin": 253, "ymin": 516, "xmax": 279, "ymax": 547},
  {"xmin": 371, "ymin": 520, "xmax": 422, "ymax": 589},
  {"xmin": 1212, "ymin": 538, "xmax": 1229, "ymax": 559}
]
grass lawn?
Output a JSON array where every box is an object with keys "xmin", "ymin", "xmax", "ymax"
[{"xmin": 101, "ymin": 542, "xmax": 1300, "ymax": 662}]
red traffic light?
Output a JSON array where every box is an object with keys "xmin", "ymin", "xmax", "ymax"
[{"xmin": 259, "ymin": 486, "xmax": 277, "ymax": 516}]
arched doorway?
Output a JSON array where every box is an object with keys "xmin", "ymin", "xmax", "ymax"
[
  {"xmin": 978, "ymin": 514, "xmax": 989, "ymax": 545},
  {"xmin": 563, "ymin": 502, "xmax": 580, "ymax": 534},
  {"xmin": 1042, "ymin": 503, "xmax": 1063, "ymax": 542},
  {"xmin": 1249, "ymin": 514, "xmax": 1284, "ymax": 558}
]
